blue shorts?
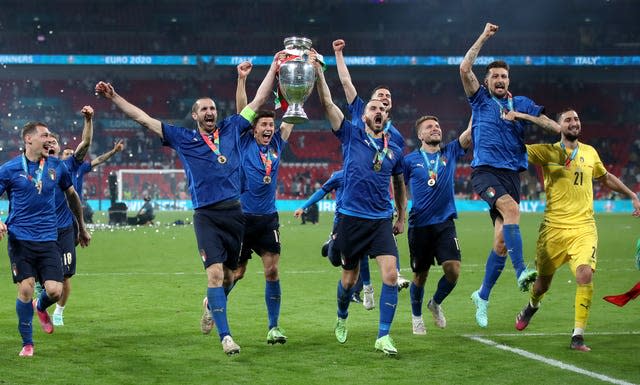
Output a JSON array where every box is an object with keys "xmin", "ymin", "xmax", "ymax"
[
  {"xmin": 240, "ymin": 213, "xmax": 281, "ymax": 263},
  {"xmin": 8, "ymin": 235, "xmax": 63, "ymax": 283},
  {"xmin": 471, "ymin": 166, "xmax": 521, "ymax": 223},
  {"xmin": 408, "ymin": 219, "xmax": 461, "ymax": 273},
  {"xmin": 335, "ymin": 214, "xmax": 397, "ymax": 270},
  {"xmin": 193, "ymin": 203, "xmax": 245, "ymax": 271},
  {"xmin": 57, "ymin": 224, "xmax": 77, "ymax": 278}
]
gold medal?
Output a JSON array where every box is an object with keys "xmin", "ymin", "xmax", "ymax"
[
  {"xmin": 218, "ymin": 155, "xmax": 227, "ymax": 164},
  {"xmin": 427, "ymin": 178, "xmax": 436, "ymax": 187},
  {"xmin": 263, "ymin": 175, "xmax": 272, "ymax": 184},
  {"xmin": 373, "ymin": 162, "xmax": 382, "ymax": 172}
]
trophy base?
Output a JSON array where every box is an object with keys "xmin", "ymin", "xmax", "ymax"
[{"xmin": 282, "ymin": 105, "xmax": 309, "ymax": 124}]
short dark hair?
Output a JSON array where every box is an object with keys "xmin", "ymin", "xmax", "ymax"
[
  {"xmin": 371, "ymin": 85, "xmax": 391, "ymax": 96},
  {"xmin": 556, "ymin": 107, "xmax": 577, "ymax": 122},
  {"xmin": 252, "ymin": 110, "xmax": 276, "ymax": 127},
  {"xmin": 414, "ymin": 115, "xmax": 439, "ymax": 134},
  {"xmin": 21, "ymin": 121, "xmax": 47, "ymax": 141},
  {"xmin": 485, "ymin": 60, "xmax": 509, "ymax": 76},
  {"xmin": 49, "ymin": 132, "xmax": 60, "ymax": 141},
  {"xmin": 191, "ymin": 97, "xmax": 215, "ymax": 114}
]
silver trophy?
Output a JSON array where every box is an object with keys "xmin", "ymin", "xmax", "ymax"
[{"xmin": 278, "ymin": 36, "xmax": 316, "ymax": 124}]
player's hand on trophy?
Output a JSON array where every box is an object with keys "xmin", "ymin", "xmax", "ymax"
[
  {"xmin": 237, "ymin": 61, "xmax": 252, "ymax": 79},
  {"xmin": 307, "ymin": 48, "xmax": 318, "ymax": 64},
  {"xmin": 332, "ymin": 39, "xmax": 345, "ymax": 53}
]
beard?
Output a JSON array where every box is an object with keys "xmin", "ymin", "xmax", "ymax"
[
  {"xmin": 424, "ymin": 139, "xmax": 441, "ymax": 146},
  {"xmin": 565, "ymin": 133, "xmax": 579, "ymax": 142}
]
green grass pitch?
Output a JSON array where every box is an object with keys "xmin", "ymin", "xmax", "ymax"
[{"xmin": 0, "ymin": 211, "xmax": 638, "ymax": 385}]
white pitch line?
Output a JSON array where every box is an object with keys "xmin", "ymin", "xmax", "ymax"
[{"xmin": 465, "ymin": 335, "xmax": 638, "ymax": 385}]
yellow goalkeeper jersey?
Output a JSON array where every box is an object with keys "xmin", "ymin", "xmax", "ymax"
[{"xmin": 527, "ymin": 141, "xmax": 607, "ymax": 228}]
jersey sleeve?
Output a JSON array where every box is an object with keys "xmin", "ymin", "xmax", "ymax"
[
  {"xmin": 402, "ymin": 155, "xmax": 412, "ymax": 185},
  {"xmin": 161, "ymin": 122, "xmax": 180, "ymax": 148},
  {"xmin": 0, "ymin": 163, "xmax": 8, "ymax": 196},
  {"xmin": 322, "ymin": 172, "xmax": 342, "ymax": 192},
  {"xmin": 590, "ymin": 147, "xmax": 607, "ymax": 179},
  {"xmin": 520, "ymin": 96, "xmax": 544, "ymax": 117},
  {"xmin": 57, "ymin": 164, "xmax": 73, "ymax": 191},
  {"xmin": 347, "ymin": 96, "xmax": 364, "ymax": 122},
  {"xmin": 526, "ymin": 144, "xmax": 550, "ymax": 165},
  {"xmin": 333, "ymin": 119, "xmax": 352, "ymax": 143},
  {"xmin": 392, "ymin": 151, "xmax": 404, "ymax": 176},
  {"xmin": 467, "ymin": 86, "xmax": 488, "ymax": 107}
]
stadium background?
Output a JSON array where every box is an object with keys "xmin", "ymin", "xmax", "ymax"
[
  {"xmin": 0, "ymin": 0, "xmax": 638, "ymax": 212},
  {"xmin": 0, "ymin": 2, "xmax": 639, "ymax": 384}
]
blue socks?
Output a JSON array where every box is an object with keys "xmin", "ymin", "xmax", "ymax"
[
  {"xmin": 410, "ymin": 282, "xmax": 424, "ymax": 316},
  {"xmin": 433, "ymin": 275, "xmax": 457, "ymax": 305},
  {"xmin": 16, "ymin": 299, "xmax": 33, "ymax": 346},
  {"xmin": 37, "ymin": 290, "xmax": 56, "ymax": 311},
  {"xmin": 337, "ymin": 280, "xmax": 355, "ymax": 319},
  {"xmin": 359, "ymin": 257, "xmax": 371, "ymax": 286},
  {"xmin": 479, "ymin": 250, "xmax": 506, "ymax": 300},
  {"xmin": 207, "ymin": 287, "xmax": 231, "ymax": 340},
  {"xmin": 265, "ymin": 280, "xmax": 281, "ymax": 330},
  {"xmin": 503, "ymin": 224, "xmax": 525, "ymax": 277},
  {"xmin": 378, "ymin": 283, "xmax": 398, "ymax": 338}
]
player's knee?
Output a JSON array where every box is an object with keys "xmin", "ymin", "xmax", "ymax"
[
  {"xmin": 264, "ymin": 266, "xmax": 279, "ymax": 281},
  {"xmin": 233, "ymin": 266, "xmax": 247, "ymax": 281},
  {"xmin": 380, "ymin": 268, "xmax": 398, "ymax": 286},
  {"xmin": 496, "ymin": 197, "xmax": 520, "ymax": 223},
  {"xmin": 575, "ymin": 265, "xmax": 593, "ymax": 285},
  {"xmin": 493, "ymin": 241, "xmax": 507, "ymax": 256},
  {"xmin": 45, "ymin": 286, "xmax": 63, "ymax": 301},
  {"xmin": 443, "ymin": 261, "xmax": 460, "ymax": 281}
]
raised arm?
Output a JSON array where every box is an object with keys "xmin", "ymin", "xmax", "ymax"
[
  {"xmin": 314, "ymin": 54, "xmax": 344, "ymax": 131},
  {"xmin": 597, "ymin": 173, "xmax": 640, "ymax": 217},
  {"xmin": 64, "ymin": 186, "xmax": 91, "ymax": 247},
  {"xmin": 392, "ymin": 173, "xmax": 407, "ymax": 235},
  {"xmin": 246, "ymin": 52, "xmax": 283, "ymax": 112},
  {"xmin": 294, "ymin": 188, "xmax": 328, "ymax": 218},
  {"xmin": 504, "ymin": 111, "xmax": 561, "ymax": 135},
  {"xmin": 236, "ymin": 61, "xmax": 252, "ymax": 113},
  {"xmin": 280, "ymin": 122, "xmax": 294, "ymax": 142},
  {"xmin": 74, "ymin": 105, "xmax": 94, "ymax": 161},
  {"xmin": 460, "ymin": 23, "xmax": 498, "ymax": 97},
  {"xmin": 91, "ymin": 139, "xmax": 125, "ymax": 168},
  {"xmin": 459, "ymin": 117, "xmax": 473, "ymax": 149},
  {"xmin": 332, "ymin": 39, "xmax": 357, "ymax": 104},
  {"xmin": 95, "ymin": 81, "xmax": 163, "ymax": 138}
]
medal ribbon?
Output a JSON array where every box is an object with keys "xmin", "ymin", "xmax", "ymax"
[
  {"xmin": 490, "ymin": 91, "xmax": 514, "ymax": 115},
  {"xmin": 366, "ymin": 132, "xmax": 389, "ymax": 168},
  {"xmin": 259, "ymin": 147, "xmax": 273, "ymax": 177},
  {"xmin": 22, "ymin": 154, "xmax": 45, "ymax": 193},
  {"xmin": 420, "ymin": 150, "xmax": 440, "ymax": 182},
  {"xmin": 200, "ymin": 131, "xmax": 222, "ymax": 159},
  {"xmin": 560, "ymin": 142, "xmax": 579, "ymax": 168}
]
